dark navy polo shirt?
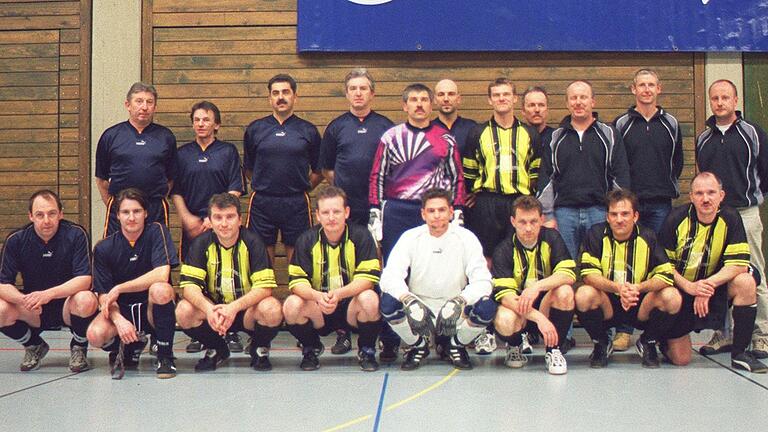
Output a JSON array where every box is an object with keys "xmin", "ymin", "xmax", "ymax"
[
  {"xmin": 95, "ymin": 121, "xmax": 178, "ymax": 199},
  {"xmin": 0, "ymin": 220, "xmax": 91, "ymax": 292},
  {"xmin": 432, "ymin": 116, "xmax": 477, "ymax": 156},
  {"xmin": 170, "ymin": 139, "xmax": 245, "ymax": 219},
  {"xmin": 320, "ymin": 110, "xmax": 394, "ymax": 213},
  {"xmin": 93, "ymin": 222, "xmax": 179, "ymax": 305},
  {"xmin": 243, "ymin": 114, "xmax": 321, "ymax": 195}
]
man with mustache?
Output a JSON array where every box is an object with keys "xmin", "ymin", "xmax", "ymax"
[
  {"xmin": 521, "ymin": 87, "xmax": 554, "ymax": 147},
  {"xmin": 243, "ymin": 74, "xmax": 322, "ymax": 265}
]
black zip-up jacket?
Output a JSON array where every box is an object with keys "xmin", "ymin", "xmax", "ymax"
[
  {"xmin": 696, "ymin": 111, "xmax": 768, "ymax": 208},
  {"xmin": 614, "ymin": 106, "xmax": 683, "ymax": 202},
  {"xmin": 538, "ymin": 113, "xmax": 630, "ymax": 215}
]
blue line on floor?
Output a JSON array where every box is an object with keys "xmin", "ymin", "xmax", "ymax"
[{"xmin": 372, "ymin": 372, "xmax": 389, "ymax": 432}]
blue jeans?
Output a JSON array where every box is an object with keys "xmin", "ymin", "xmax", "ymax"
[
  {"xmin": 638, "ymin": 199, "xmax": 672, "ymax": 234},
  {"xmin": 554, "ymin": 205, "xmax": 606, "ymax": 260}
]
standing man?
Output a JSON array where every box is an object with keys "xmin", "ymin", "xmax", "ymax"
[
  {"xmin": 176, "ymin": 193, "xmax": 283, "ymax": 372},
  {"xmin": 95, "ymin": 82, "xmax": 177, "ymax": 237},
  {"xmin": 86, "ymin": 188, "xmax": 179, "ymax": 379},
  {"xmin": 521, "ymin": 86, "xmax": 555, "ymax": 148},
  {"xmin": 380, "ymin": 189, "xmax": 496, "ymax": 370},
  {"xmin": 283, "ymin": 186, "xmax": 382, "ymax": 371},
  {"xmin": 575, "ymin": 190, "xmax": 680, "ymax": 368},
  {"xmin": 611, "ymin": 69, "xmax": 683, "ymax": 351},
  {"xmin": 538, "ymin": 80, "xmax": 630, "ymax": 259},
  {"xmin": 660, "ymin": 172, "xmax": 766, "ymax": 373},
  {"xmin": 432, "ymin": 79, "xmax": 477, "ymax": 156},
  {"xmin": 696, "ymin": 79, "xmax": 768, "ymax": 358},
  {"xmin": 0, "ymin": 190, "xmax": 97, "ymax": 372},
  {"xmin": 243, "ymin": 74, "xmax": 322, "ymax": 264},
  {"xmin": 171, "ymin": 100, "xmax": 245, "ymax": 354}
]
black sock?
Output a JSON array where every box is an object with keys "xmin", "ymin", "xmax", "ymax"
[
  {"xmin": 69, "ymin": 312, "xmax": 97, "ymax": 348},
  {"xmin": 549, "ymin": 307, "xmax": 575, "ymax": 350},
  {"xmin": 732, "ymin": 304, "xmax": 757, "ymax": 356},
  {"xmin": 287, "ymin": 322, "xmax": 321, "ymax": 350},
  {"xmin": 27, "ymin": 327, "xmax": 44, "ymax": 347},
  {"xmin": 496, "ymin": 331, "xmax": 523, "ymax": 346},
  {"xmin": 641, "ymin": 309, "xmax": 675, "ymax": 344},
  {"xmin": 0, "ymin": 321, "xmax": 31, "ymax": 345},
  {"xmin": 356, "ymin": 320, "xmax": 381, "ymax": 351},
  {"xmin": 183, "ymin": 321, "xmax": 226, "ymax": 351},
  {"xmin": 150, "ymin": 301, "xmax": 176, "ymax": 357},
  {"xmin": 251, "ymin": 322, "xmax": 279, "ymax": 349},
  {"xmin": 577, "ymin": 308, "xmax": 607, "ymax": 345}
]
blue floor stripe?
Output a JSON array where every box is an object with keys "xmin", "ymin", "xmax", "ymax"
[{"xmin": 372, "ymin": 372, "xmax": 389, "ymax": 432}]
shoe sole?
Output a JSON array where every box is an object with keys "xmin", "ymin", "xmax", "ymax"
[
  {"xmin": 20, "ymin": 344, "xmax": 50, "ymax": 372},
  {"xmin": 69, "ymin": 363, "xmax": 90, "ymax": 373},
  {"xmin": 547, "ymin": 367, "xmax": 567, "ymax": 375},
  {"xmin": 156, "ymin": 372, "xmax": 176, "ymax": 379},
  {"xmin": 451, "ymin": 363, "xmax": 473, "ymax": 370},
  {"xmin": 401, "ymin": 363, "xmax": 421, "ymax": 371},
  {"xmin": 732, "ymin": 360, "xmax": 768, "ymax": 374},
  {"xmin": 505, "ymin": 361, "xmax": 527, "ymax": 369}
]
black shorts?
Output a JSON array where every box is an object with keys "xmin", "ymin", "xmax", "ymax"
[
  {"xmin": 520, "ymin": 290, "xmax": 548, "ymax": 334},
  {"xmin": 666, "ymin": 287, "xmax": 730, "ymax": 340},
  {"xmin": 604, "ymin": 293, "xmax": 648, "ymax": 331},
  {"xmin": 317, "ymin": 297, "xmax": 353, "ymax": 336},
  {"xmin": 104, "ymin": 196, "xmax": 169, "ymax": 238},
  {"xmin": 39, "ymin": 298, "xmax": 67, "ymax": 330},
  {"xmin": 466, "ymin": 192, "xmax": 518, "ymax": 257},
  {"xmin": 118, "ymin": 302, "xmax": 154, "ymax": 336},
  {"xmin": 228, "ymin": 310, "xmax": 249, "ymax": 333},
  {"xmin": 246, "ymin": 192, "xmax": 311, "ymax": 246}
]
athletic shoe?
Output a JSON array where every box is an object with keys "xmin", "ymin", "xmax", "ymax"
[
  {"xmin": 545, "ymin": 349, "xmax": 567, "ymax": 375},
  {"xmin": 186, "ymin": 338, "xmax": 204, "ymax": 353},
  {"xmin": 446, "ymin": 342, "xmax": 472, "ymax": 370},
  {"xmin": 195, "ymin": 347, "xmax": 230, "ymax": 372},
  {"xmin": 226, "ymin": 332, "xmax": 243, "ymax": 353},
  {"xmin": 69, "ymin": 345, "xmax": 89, "ymax": 372},
  {"xmin": 251, "ymin": 347, "xmax": 272, "ymax": 371},
  {"xmin": 732, "ymin": 351, "xmax": 768, "ymax": 373},
  {"xmin": 560, "ymin": 336, "xmax": 577, "ymax": 355},
  {"xmin": 379, "ymin": 342, "xmax": 398, "ymax": 363},
  {"xmin": 149, "ymin": 336, "xmax": 158, "ymax": 356},
  {"xmin": 20, "ymin": 341, "xmax": 50, "ymax": 371},
  {"xmin": 699, "ymin": 330, "xmax": 732, "ymax": 355},
  {"xmin": 300, "ymin": 346, "xmax": 320, "ymax": 371},
  {"xmin": 636, "ymin": 338, "xmax": 660, "ymax": 368},
  {"xmin": 613, "ymin": 332, "xmax": 632, "ymax": 352},
  {"xmin": 751, "ymin": 338, "xmax": 768, "ymax": 359},
  {"xmin": 401, "ymin": 344, "xmax": 429, "ymax": 371},
  {"xmin": 589, "ymin": 340, "xmax": 613, "ymax": 368},
  {"xmin": 474, "ymin": 330, "xmax": 497, "ymax": 355},
  {"xmin": 358, "ymin": 347, "xmax": 379, "ymax": 372},
  {"xmin": 521, "ymin": 332, "xmax": 533, "ymax": 354},
  {"xmin": 504, "ymin": 345, "xmax": 528, "ymax": 369},
  {"xmin": 155, "ymin": 356, "xmax": 177, "ymax": 379},
  {"xmin": 332, "ymin": 330, "xmax": 352, "ymax": 355}
]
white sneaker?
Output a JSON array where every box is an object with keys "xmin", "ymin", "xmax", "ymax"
[
  {"xmin": 521, "ymin": 332, "xmax": 533, "ymax": 354},
  {"xmin": 504, "ymin": 345, "xmax": 528, "ymax": 368},
  {"xmin": 545, "ymin": 349, "xmax": 567, "ymax": 375},
  {"xmin": 474, "ymin": 330, "xmax": 497, "ymax": 355}
]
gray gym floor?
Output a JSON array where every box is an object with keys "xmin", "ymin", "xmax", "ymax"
[{"xmin": 1, "ymin": 329, "xmax": 767, "ymax": 432}]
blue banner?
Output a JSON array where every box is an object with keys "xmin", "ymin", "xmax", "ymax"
[{"xmin": 298, "ymin": 0, "xmax": 768, "ymax": 52}]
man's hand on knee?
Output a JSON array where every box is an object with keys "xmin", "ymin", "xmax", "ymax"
[{"xmin": 402, "ymin": 294, "xmax": 435, "ymax": 337}]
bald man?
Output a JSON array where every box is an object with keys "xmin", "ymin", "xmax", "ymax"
[{"xmin": 431, "ymin": 79, "xmax": 477, "ymax": 156}]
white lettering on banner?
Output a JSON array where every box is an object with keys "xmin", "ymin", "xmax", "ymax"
[{"xmin": 347, "ymin": 0, "xmax": 393, "ymax": 5}]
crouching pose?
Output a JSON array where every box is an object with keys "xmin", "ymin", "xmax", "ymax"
[
  {"xmin": 380, "ymin": 188, "xmax": 496, "ymax": 370},
  {"xmin": 492, "ymin": 196, "xmax": 576, "ymax": 374},
  {"xmin": 176, "ymin": 193, "xmax": 282, "ymax": 372}
]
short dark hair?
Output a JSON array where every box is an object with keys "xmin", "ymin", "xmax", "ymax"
[
  {"xmin": 190, "ymin": 100, "xmax": 222, "ymax": 125},
  {"xmin": 511, "ymin": 195, "xmax": 543, "ymax": 218},
  {"xmin": 115, "ymin": 188, "xmax": 148, "ymax": 212},
  {"xmin": 28, "ymin": 189, "xmax": 62, "ymax": 213},
  {"xmin": 709, "ymin": 79, "xmax": 738, "ymax": 97},
  {"xmin": 402, "ymin": 83, "xmax": 433, "ymax": 103},
  {"xmin": 522, "ymin": 86, "xmax": 548, "ymax": 103},
  {"xmin": 268, "ymin": 74, "xmax": 297, "ymax": 93},
  {"xmin": 421, "ymin": 188, "xmax": 453, "ymax": 209},
  {"xmin": 126, "ymin": 82, "xmax": 157, "ymax": 101},
  {"xmin": 315, "ymin": 185, "xmax": 348, "ymax": 208},
  {"xmin": 488, "ymin": 78, "xmax": 516, "ymax": 97},
  {"xmin": 208, "ymin": 193, "xmax": 241, "ymax": 215},
  {"xmin": 606, "ymin": 189, "xmax": 638, "ymax": 213},
  {"xmin": 344, "ymin": 68, "xmax": 375, "ymax": 92}
]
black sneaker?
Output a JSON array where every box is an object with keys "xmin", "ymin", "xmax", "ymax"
[
  {"xmin": 732, "ymin": 351, "xmax": 768, "ymax": 373},
  {"xmin": 636, "ymin": 338, "xmax": 660, "ymax": 368},
  {"xmin": 401, "ymin": 344, "xmax": 429, "ymax": 371},
  {"xmin": 251, "ymin": 346, "xmax": 272, "ymax": 371},
  {"xmin": 331, "ymin": 331, "xmax": 352, "ymax": 355},
  {"xmin": 194, "ymin": 347, "xmax": 230, "ymax": 372},
  {"xmin": 589, "ymin": 340, "xmax": 612, "ymax": 368},
  {"xmin": 300, "ymin": 347, "xmax": 320, "ymax": 371},
  {"xmin": 380, "ymin": 342, "xmax": 398, "ymax": 363},
  {"xmin": 560, "ymin": 336, "xmax": 577, "ymax": 355},
  {"xmin": 446, "ymin": 343, "xmax": 472, "ymax": 370},
  {"xmin": 186, "ymin": 338, "xmax": 204, "ymax": 353},
  {"xmin": 226, "ymin": 332, "xmax": 243, "ymax": 353},
  {"xmin": 156, "ymin": 356, "xmax": 177, "ymax": 379},
  {"xmin": 358, "ymin": 347, "xmax": 379, "ymax": 372}
]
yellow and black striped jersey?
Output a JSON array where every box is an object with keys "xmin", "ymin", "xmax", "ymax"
[
  {"xmin": 463, "ymin": 117, "xmax": 541, "ymax": 196},
  {"xmin": 289, "ymin": 224, "xmax": 380, "ymax": 292},
  {"xmin": 659, "ymin": 204, "xmax": 750, "ymax": 281},
  {"xmin": 491, "ymin": 227, "xmax": 576, "ymax": 302},
  {"xmin": 179, "ymin": 227, "xmax": 277, "ymax": 304},
  {"xmin": 581, "ymin": 223, "xmax": 674, "ymax": 290}
]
